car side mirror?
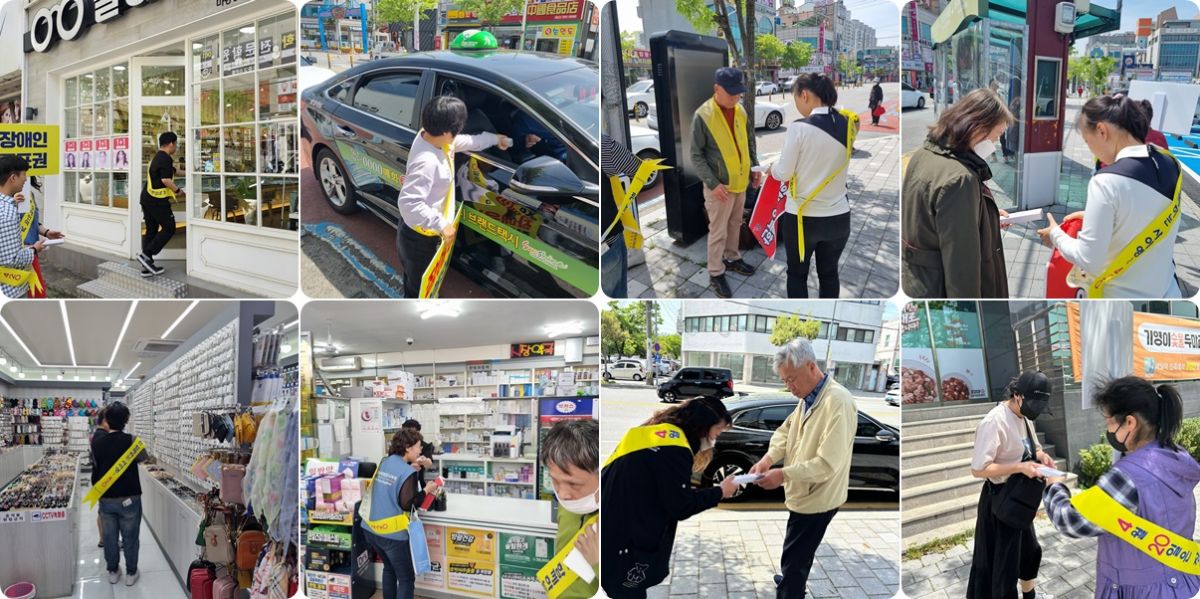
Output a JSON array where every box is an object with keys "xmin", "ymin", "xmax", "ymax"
[
  {"xmin": 875, "ymin": 430, "xmax": 896, "ymax": 443},
  {"xmin": 509, "ymin": 155, "xmax": 597, "ymax": 199}
]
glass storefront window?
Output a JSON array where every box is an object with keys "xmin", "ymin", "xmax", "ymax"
[
  {"xmin": 143, "ymin": 66, "xmax": 184, "ymax": 96},
  {"xmin": 260, "ymin": 122, "xmax": 296, "ymax": 175},
  {"xmin": 684, "ymin": 352, "xmax": 712, "ymax": 368},
  {"xmin": 112, "ymin": 64, "xmax": 129, "ymax": 97},
  {"xmin": 224, "ymin": 175, "xmax": 257, "ymax": 225},
  {"xmin": 260, "ymin": 177, "xmax": 297, "ymax": 231},
  {"xmin": 258, "ymin": 14, "xmax": 297, "ymax": 69},
  {"xmin": 65, "ymin": 78, "xmax": 78, "ymax": 107},
  {"xmin": 716, "ymin": 353, "xmax": 745, "ymax": 381},
  {"xmin": 194, "ymin": 35, "xmax": 219, "ymax": 81},
  {"xmin": 112, "ymin": 173, "xmax": 129, "ymax": 209},
  {"xmin": 258, "ymin": 67, "xmax": 297, "ymax": 121},
  {"xmin": 751, "ymin": 356, "xmax": 775, "ymax": 385},
  {"xmin": 113, "ymin": 99, "xmax": 129, "ymax": 135},
  {"xmin": 65, "ymin": 108, "xmax": 79, "ymax": 139},
  {"xmin": 224, "ymin": 74, "xmax": 256, "ymax": 124},
  {"xmin": 224, "ymin": 126, "xmax": 256, "ymax": 172},
  {"xmin": 198, "ymin": 175, "xmax": 222, "ymax": 220},
  {"xmin": 62, "ymin": 61, "xmax": 132, "ymax": 210},
  {"xmin": 94, "ymin": 68, "xmax": 111, "ymax": 101}
]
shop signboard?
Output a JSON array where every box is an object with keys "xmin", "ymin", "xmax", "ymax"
[
  {"xmin": 416, "ymin": 523, "xmax": 447, "ymax": 590},
  {"xmin": 512, "ymin": 341, "xmax": 556, "ymax": 359},
  {"xmin": 1132, "ymin": 312, "xmax": 1200, "ymax": 381},
  {"xmin": 538, "ymin": 24, "xmax": 578, "ymax": 56},
  {"xmin": 0, "ymin": 125, "xmax": 59, "ymax": 176},
  {"xmin": 25, "ymin": 0, "xmax": 161, "ymax": 53},
  {"xmin": 499, "ymin": 532, "xmax": 554, "ymax": 599},
  {"xmin": 927, "ymin": 302, "xmax": 988, "ymax": 402},
  {"xmin": 511, "ymin": 0, "xmax": 585, "ymax": 23},
  {"xmin": 538, "ymin": 397, "xmax": 593, "ymax": 422},
  {"xmin": 447, "ymin": 526, "xmax": 498, "ymax": 596}
]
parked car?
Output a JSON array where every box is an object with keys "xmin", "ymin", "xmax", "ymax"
[
  {"xmin": 901, "ymin": 81, "xmax": 927, "ymax": 109},
  {"xmin": 626, "ymin": 79, "xmax": 654, "ymax": 119},
  {"xmin": 701, "ymin": 393, "xmax": 900, "ymax": 499},
  {"xmin": 648, "ymin": 100, "xmax": 784, "ymax": 131},
  {"xmin": 604, "ymin": 360, "xmax": 646, "ymax": 381},
  {"xmin": 755, "ymin": 81, "xmax": 779, "ymax": 96},
  {"xmin": 657, "ymin": 367, "xmax": 734, "ymax": 402},
  {"xmin": 301, "ymin": 49, "xmax": 600, "ymax": 298},
  {"xmin": 628, "ymin": 124, "xmax": 662, "ymax": 187},
  {"xmin": 885, "ymin": 388, "xmax": 900, "ymax": 406}
]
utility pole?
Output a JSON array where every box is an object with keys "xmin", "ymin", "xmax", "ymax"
[
  {"xmin": 518, "ymin": 0, "xmax": 530, "ymax": 51},
  {"xmin": 644, "ymin": 300, "xmax": 655, "ymax": 387}
]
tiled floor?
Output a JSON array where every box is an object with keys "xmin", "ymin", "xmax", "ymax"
[{"xmin": 49, "ymin": 476, "xmax": 186, "ymax": 599}]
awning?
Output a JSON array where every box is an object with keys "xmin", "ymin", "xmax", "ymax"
[{"xmin": 932, "ymin": 0, "xmax": 1121, "ymax": 48}]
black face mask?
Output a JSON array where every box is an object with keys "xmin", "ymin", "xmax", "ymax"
[
  {"xmin": 1107, "ymin": 420, "xmax": 1130, "ymax": 453},
  {"xmin": 1019, "ymin": 397, "xmax": 1048, "ymax": 421}
]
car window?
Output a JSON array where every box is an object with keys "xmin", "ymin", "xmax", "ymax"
[
  {"xmin": 701, "ymin": 370, "xmax": 722, "ymax": 381},
  {"xmin": 627, "ymin": 80, "xmax": 652, "ymax": 93},
  {"xmin": 327, "ymin": 78, "xmax": 355, "ymax": 104},
  {"xmin": 902, "ymin": 82, "xmax": 913, "ymax": 91},
  {"xmin": 677, "ymin": 369, "xmax": 697, "ymax": 379},
  {"xmin": 760, "ymin": 405, "xmax": 794, "ymax": 430},
  {"xmin": 734, "ymin": 409, "xmax": 762, "ymax": 429},
  {"xmin": 353, "ymin": 72, "xmax": 421, "ymax": 126},
  {"xmin": 525, "ymin": 67, "xmax": 599, "ymax": 141},
  {"xmin": 856, "ymin": 414, "xmax": 881, "ymax": 438}
]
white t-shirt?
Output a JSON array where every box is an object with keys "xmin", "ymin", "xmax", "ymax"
[
  {"xmin": 768, "ymin": 107, "xmax": 851, "ymax": 218},
  {"xmin": 971, "ymin": 401, "xmax": 1042, "ymax": 484},
  {"xmin": 1049, "ymin": 144, "xmax": 1182, "ymax": 298}
]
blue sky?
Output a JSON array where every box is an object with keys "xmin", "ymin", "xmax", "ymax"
[
  {"xmin": 1116, "ymin": 0, "xmax": 1198, "ymax": 31},
  {"xmin": 615, "ymin": 0, "xmax": 902, "ymax": 46}
]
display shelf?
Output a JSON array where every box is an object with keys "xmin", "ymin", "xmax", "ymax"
[
  {"xmin": 0, "ymin": 451, "xmax": 78, "ymax": 599},
  {"xmin": 139, "ymin": 466, "xmax": 203, "ymax": 594}
]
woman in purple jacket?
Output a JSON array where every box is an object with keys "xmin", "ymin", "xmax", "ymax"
[{"xmin": 1043, "ymin": 376, "xmax": 1200, "ymax": 598}]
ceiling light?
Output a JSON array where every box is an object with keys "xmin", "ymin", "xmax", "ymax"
[
  {"xmin": 113, "ymin": 65, "xmax": 126, "ymax": 71},
  {"xmin": 41, "ymin": 375, "xmax": 47, "ymax": 380},
  {"xmin": 61, "ymin": 302, "xmax": 77, "ymax": 366},
  {"xmin": 417, "ymin": 301, "xmax": 463, "ymax": 320},
  {"xmin": 108, "ymin": 301, "xmax": 138, "ymax": 368},
  {"xmin": 162, "ymin": 300, "xmax": 198, "ymax": 338},
  {"xmin": 73, "ymin": 375, "xmax": 79, "ymax": 381},
  {"xmin": 1, "ymin": 314, "xmax": 44, "ymax": 366},
  {"xmin": 105, "ymin": 376, "xmax": 112, "ymax": 382},
  {"xmin": 544, "ymin": 320, "xmax": 584, "ymax": 338},
  {"xmin": 56, "ymin": 373, "xmax": 63, "ymax": 380},
  {"xmin": 240, "ymin": 26, "xmax": 255, "ymax": 34},
  {"xmin": 8, "ymin": 365, "xmax": 15, "ymax": 373},
  {"xmin": 91, "ymin": 376, "xmax": 96, "ymax": 381},
  {"xmin": 124, "ymin": 362, "xmax": 142, "ymax": 382}
]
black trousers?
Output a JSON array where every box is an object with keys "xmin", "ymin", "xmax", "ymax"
[
  {"xmin": 966, "ymin": 482, "xmax": 1043, "ymax": 599},
  {"xmin": 397, "ymin": 224, "xmax": 441, "ymax": 298},
  {"xmin": 779, "ymin": 211, "xmax": 850, "ymax": 298},
  {"xmin": 777, "ymin": 508, "xmax": 838, "ymax": 599},
  {"xmin": 140, "ymin": 199, "xmax": 176, "ymax": 257}
]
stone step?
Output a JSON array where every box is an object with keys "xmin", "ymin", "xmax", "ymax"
[
  {"xmin": 94, "ymin": 261, "xmax": 188, "ymax": 298},
  {"xmin": 905, "ymin": 427, "xmax": 1050, "ymax": 454},
  {"xmin": 902, "ymin": 402, "xmax": 995, "ymax": 424},
  {"xmin": 903, "ymin": 413, "xmax": 992, "ymax": 436},
  {"xmin": 77, "ymin": 279, "xmax": 138, "ymax": 299},
  {"xmin": 902, "ymin": 457, "xmax": 1069, "ymax": 507},
  {"xmin": 902, "ymin": 474, "xmax": 1079, "ymax": 548}
]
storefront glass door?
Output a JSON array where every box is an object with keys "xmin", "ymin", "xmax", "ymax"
[{"xmin": 131, "ymin": 57, "xmax": 187, "ymax": 261}]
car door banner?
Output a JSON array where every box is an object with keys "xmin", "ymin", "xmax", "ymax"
[
  {"xmin": 419, "ymin": 205, "xmax": 462, "ymax": 298},
  {"xmin": 461, "ymin": 205, "xmax": 599, "ymax": 295},
  {"xmin": 336, "ymin": 141, "xmax": 404, "ymax": 189},
  {"xmin": 0, "ymin": 125, "xmax": 59, "ymax": 176}
]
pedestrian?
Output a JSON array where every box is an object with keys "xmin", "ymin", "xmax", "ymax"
[
  {"xmin": 137, "ymin": 132, "xmax": 183, "ymax": 277},
  {"xmin": 0, "ymin": 155, "xmax": 44, "ymax": 298},
  {"xmin": 769, "ymin": 73, "xmax": 856, "ymax": 298},
  {"xmin": 689, "ymin": 67, "xmax": 761, "ymax": 298},
  {"xmin": 1042, "ymin": 377, "xmax": 1200, "ymax": 598},
  {"xmin": 18, "ymin": 176, "xmax": 63, "ymax": 298},
  {"xmin": 966, "ymin": 372, "xmax": 1056, "ymax": 599},
  {"xmin": 747, "ymin": 338, "xmax": 857, "ymax": 599},
  {"xmin": 361, "ymin": 429, "xmax": 440, "ymax": 599},
  {"xmin": 601, "ymin": 133, "xmax": 644, "ymax": 298},
  {"xmin": 600, "ymin": 398, "xmax": 738, "ymax": 598},
  {"xmin": 539, "ymin": 420, "xmax": 600, "ymax": 599},
  {"xmin": 901, "ymin": 88, "xmax": 1015, "ymax": 298},
  {"xmin": 869, "ymin": 79, "xmax": 884, "ymax": 125},
  {"xmin": 91, "ymin": 402, "xmax": 148, "ymax": 586},
  {"xmin": 396, "ymin": 95, "xmax": 512, "ymax": 298},
  {"xmin": 1037, "ymin": 94, "xmax": 1182, "ymax": 298}
]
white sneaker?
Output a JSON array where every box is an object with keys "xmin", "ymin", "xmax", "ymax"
[
  {"xmin": 108, "ymin": 571, "xmax": 120, "ymax": 584},
  {"xmin": 125, "ymin": 571, "xmax": 139, "ymax": 586}
]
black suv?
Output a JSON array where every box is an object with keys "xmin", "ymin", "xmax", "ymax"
[
  {"xmin": 657, "ymin": 367, "xmax": 734, "ymax": 402},
  {"xmin": 702, "ymin": 393, "xmax": 900, "ymax": 499}
]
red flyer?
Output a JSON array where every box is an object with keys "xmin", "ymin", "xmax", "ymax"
[{"xmin": 749, "ymin": 174, "xmax": 789, "ymax": 259}]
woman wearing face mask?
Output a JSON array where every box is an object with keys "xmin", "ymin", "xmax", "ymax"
[
  {"xmin": 1042, "ymin": 377, "xmax": 1200, "ymax": 598},
  {"xmin": 362, "ymin": 429, "xmax": 440, "ymax": 599},
  {"xmin": 967, "ymin": 372, "xmax": 1057, "ymax": 599},
  {"xmin": 600, "ymin": 397, "xmax": 738, "ymax": 599},
  {"xmin": 901, "ymin": 88, "xmax": 1016, "ymax": 298},
  {"xmin": 769, "ymin": 73, "xmax": 857, "ymax": 299},
  {"xmin": 1036, "ymin": 94, "xmax": 1183, "ymax": 298},
  {"xmin": 538, "ymin": 419, "xmax": 601, "ymax": 599}
]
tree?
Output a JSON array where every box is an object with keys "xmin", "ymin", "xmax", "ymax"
[
  {"xmin": 375, "ymin": 0, "xmax": 437, "ymax": 25},
  {"xmin": 459, "ymin": 0, "xmax": 525, "ymax": 28},
  {"xmin": 781, "ymin": 42, "xmax": 813, "ymax": 71},
  {"xmin": 756, "ymin": 33, "xmax": 786, "ymax": 69},
  {"xmin": 621, "ymin": 30, "xmax": 638, "ymax": 57},
  {"xmin": 676, "ymin": 0, "xmax": 759, "ymax": 118},
  {"xmin": 600, "ymin": 310, "xmax": 627, "ymax": 360},
  {"xmin": 604, "ymin": 301, "xmax": 662, "ymax": 358},
  {"xmin": 769, "ymin": 315, "xmax": 821, "ymax": 346},
  {"xmin": 656, "ymin": 334, "xmax": 682, "ymax": 360}
]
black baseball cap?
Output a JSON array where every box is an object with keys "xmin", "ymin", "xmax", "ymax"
[{"xmin": 715, "ymin": 67, "xmax": 746, "ymax": 95}]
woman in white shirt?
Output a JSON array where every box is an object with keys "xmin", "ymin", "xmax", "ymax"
[
  {"xmin": 1037, "ymin": 94, "xmax": 1182, "ymax": 298},
  {"xmin": 769, "ymin": 73, "xmax": 854, "ymax": 298}
]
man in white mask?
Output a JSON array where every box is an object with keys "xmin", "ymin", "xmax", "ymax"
[{"xmin": 539, "ymin": 419, "xmax": 600, "ymax": 599}]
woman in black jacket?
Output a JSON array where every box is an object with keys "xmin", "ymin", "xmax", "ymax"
[
  {"xmin": 869, "ymin": 81, "xmax": 884, "ymax": 125},
  {"xmin": 601, "ymin": 398, "xmax": 738, "ymax": 599}
]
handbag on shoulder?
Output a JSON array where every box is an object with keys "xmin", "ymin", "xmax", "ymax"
[{"xmin": 989, "ymin": 420, "xmax": 1047, "ymax": 528}]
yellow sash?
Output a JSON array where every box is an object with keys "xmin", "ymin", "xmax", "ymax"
[
  {"xmin": 412, "ymin": 138, "xmax": 455, "ymax": 237},
  {"xmin": 415, "ymin": 141, "xmax": 459, "ymax": 298},
  {"xmin": 604, "ymin": 159, "xmax": 670, "ymax": 251},
  {"xmin": 1074, "ymin": 147, "xmax": 1182, "ymax": 298},
  {"xmin": 0, "ymin": 195, "xmax": 42, "ymax": 295},
  {"xmin": 83, "ymin": 436, "xmax": 145, "ymax": 508},
  {"xmin": 537, "ymin": 513, "xmax": 599, "ymax": 598},
  {"xmin": 790, "ymin": 108, "xmax": 858, "ymax": 262},
  {"xmin": 697, "ymin": 98, "xmax": 751, "ymax": 193},
  {"xmin": 361, "ymin": 463, "xmax": 414, "ymax": 535},
  {"xmin": 1071, "ymin": 484, "xmax": 1200, "ymax": 574},
  {"xmin": 145, "ymin": 159, "xmax": 174, "ymax": 200},
  {"xmin": 603, "ymin": 423, "xmax": 692, "ymax": 468}
]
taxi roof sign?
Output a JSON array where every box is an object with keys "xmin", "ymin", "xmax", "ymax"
[{"xmin": 450, "ymin": 29, "xmax": 498, "ymax": 50}]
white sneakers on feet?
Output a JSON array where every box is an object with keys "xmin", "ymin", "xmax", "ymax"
[
  {"xmin": 108, "ymin": 571, "xmax": 120, "ymax": 584},
  {"xmin": 125, "ymin": 571, "xmax": 139, "ymax": 586}
]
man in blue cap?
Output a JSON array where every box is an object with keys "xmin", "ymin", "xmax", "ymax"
[{"xmin": 690, "ymin": 67, "xmax": 759, "ymax": 298}]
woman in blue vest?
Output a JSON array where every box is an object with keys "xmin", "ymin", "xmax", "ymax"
[
  {"xmin": 1043, "ymin": 377, "xmax": 1200, "ymax": 598},
  {"xmin": 364, "ymin": 428, "xmax": 438, "ymax": 599}
]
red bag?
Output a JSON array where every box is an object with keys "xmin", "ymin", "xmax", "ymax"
[
  {"xmin": 872, "ymin": 105, "xmax": 886, "ymax": 117},
  {"xmin": 213, "ymin": 574, "xmax": 237, "ymax": 599},
  {"xmin": 188, "ymin": 561, "xmax": 216, "ymax": 599},
  {"xmin": 1046, "ymin": 218, "xmax": 1085, "ymax": 298}
]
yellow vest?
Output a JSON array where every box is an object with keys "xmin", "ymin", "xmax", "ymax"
[{"xmin": 696, "ymin": 97, "xmax": 751, "ymax": 193}]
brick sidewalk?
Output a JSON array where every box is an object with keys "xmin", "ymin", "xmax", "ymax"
[
  {"xmin": 626, "ymin": 135, "xmax": 901, "ymax": 299},
  {"xmin": 644, "ymin": 508, "xmax": 899, "ymax": 599}
]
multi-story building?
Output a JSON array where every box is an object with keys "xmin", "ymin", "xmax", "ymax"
[
  {"xmin": 680, "ymin": 300, "xmax": 886, "ymax": 391},
  {"xmin": 900, "ymin": 0, "xmax": 939, "ymax": 90},
  {"xmin": 874, "ymin": 318, "xmax": 900, "ymax": 391},
  {"xmin": 859, "ymin": 46, "xmax": 898, "ymax": 82},
  {"xmin": 1149, "ymin": 18, "xmax": 1200, "ymax": 82},
  {"xmin": 639, "ymin": 0, "xmax": 775, "ymax": 47}
]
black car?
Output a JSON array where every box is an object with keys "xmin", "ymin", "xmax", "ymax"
[
  {"xmin": 657, "ymin": 367, "xmax": 734, "ymax": 402},
  {"xmin": 701, "ymin": 393, "xmax": 899, "ymax": 498},
  {"xmin": 301, "ymin": 50, "xmax": 600, "ymax": 297}
]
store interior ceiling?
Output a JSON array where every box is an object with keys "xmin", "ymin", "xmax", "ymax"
[
  {"xmin": 0, "ymin": 301, "xmax": 297, "ymax": 390},
  {"xmin": 302, "ymin": 301, "xmax": 599, "ymax": 356}
]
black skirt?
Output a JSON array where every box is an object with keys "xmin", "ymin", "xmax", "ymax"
[{"xmin": 965, "ymin": 480, "xmax": 1043, "ymax": 599}]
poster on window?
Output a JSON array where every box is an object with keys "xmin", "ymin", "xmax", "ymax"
[
  {"xmin": 64, "ymin": 140, "xmax": 78, "ymax": 170},
  {"xmin": 538, "ymin": 25, "xmax": 576, "ymax": 56},
  {"xmin": 200, "ymin": 41, "xmax": 216, "ymax": 79},
  {"xmin": 94, "ymin": 137, "xmax": 111, "ymax": 170},
  {"xmin": 258, "ymin": 37, "xmax": 275, "ymax": 69},
  {"xmin": 223, "ymin": 36, "xmax": 256, "ymax": 76},
  {"xmin": 112, "ymin": 136, "xmax": 130, "ymax": 170},
  {"xmin": 282, "ymin": 30, "xmax": 297, "ymax": 62},
  {"xmin": 79, "ymin": 139, "xmax": 93, "ymax": 170}
]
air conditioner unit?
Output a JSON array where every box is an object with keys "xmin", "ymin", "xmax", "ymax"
[
  {"xmin": 132, "ymin": 339, "xmax": 183, "ymax": 358},
  {"xmin": 320, "ymin": 356, "xmax": 362, "ymax": 372}
]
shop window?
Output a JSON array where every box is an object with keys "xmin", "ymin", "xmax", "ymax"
[
  {"xmin": 751, "ymin": 355, "xmax": 775, "ymax": 384},
  {"xmin": 354, "ymin": 73, "xmax": 421, "ymax": 127},
  {"xmin": 62, "ymin": 63, "xmax": 131, "ymax": 210},
  {"xmin": 187, "ymin": 11, "xmax": 300, "ymax": 232},
  {"xmin": 716, "ymin": 353, "xmax": 744, "ymax": 380}
]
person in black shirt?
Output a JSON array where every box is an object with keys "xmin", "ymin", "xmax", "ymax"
[
  {"xmin": 401, "ymin": 419, "xmax": 435, "ymax": 486},
  {"xmin": 601, "ymin": 134, "xmax": 644, "ymax": 298},
  {"xmin": 90, "ymin": 401, "xmax": 146, "ymax": 586},
  {"xmin": 137, "ymin": 131, "xmax": 184, "ymax": 278}
]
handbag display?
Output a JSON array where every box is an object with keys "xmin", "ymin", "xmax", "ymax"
[
  {"xmin": 989, "ymin": 420, "xmax": 1047, "ymax": 528},
  {"xmin": 237, "ymin": 528, "xmax": 269, "ymax": 571},
  {"xmin": 205, "ymin": 513, "xmax": 236, "ymax": 564},
  {"xmin": 220, "ymin": 464, "xmax": 246, "ymax": 505},
  {"xmin": 213, "ymin": 573, "xmax": 238, "ymax": 599},
  {"xmin": 187, "ymin": 559, "xmax": 216, "ymax": 599}
]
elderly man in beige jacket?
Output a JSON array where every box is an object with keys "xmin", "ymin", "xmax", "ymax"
[{"xmin": 748, "ymin": 337, "xmax": 857, "ymax": 599}]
